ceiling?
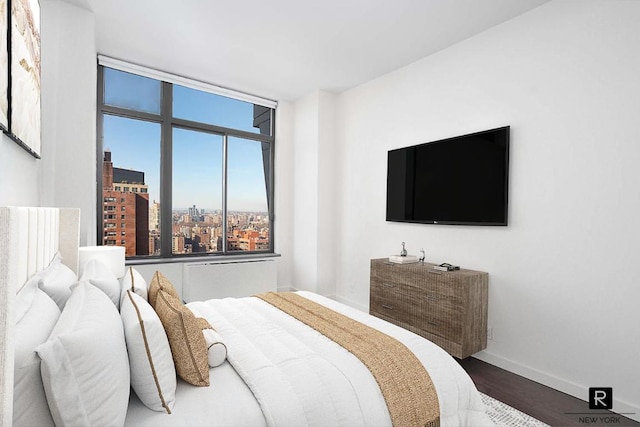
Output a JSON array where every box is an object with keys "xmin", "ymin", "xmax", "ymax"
[{"xmin": 81, "ymin": 0, "xmax": 549, "ymax": 102}]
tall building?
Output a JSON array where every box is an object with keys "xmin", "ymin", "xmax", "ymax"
[
  {"xmin": 172, "ymin": 235, "xmax": 185, "ymax": 254},
  {"xmin": 102, "ymin": 150, "xmax": 150, "ymax": 257},
  {"xmin": 148, "ymin": 200, "xmax": 161, "ymax": 256},
  {"xmin": 149, "ymin": 200, "xmax": 160, "ymax": 232}
]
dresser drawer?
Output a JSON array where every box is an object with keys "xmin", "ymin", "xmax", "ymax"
[
  {"xmin": 371, "ymin": 277, "xmax": 463, "ymax": 312},
  {"xmin": 416, "ymin": 310, "xmax": 462, "ymax": 342},
  {"xmin": 370, "ymin": 283, "xmax": 462, "ymax": 342},
  {"xmin": 370, "ymin": 287, "xmax": 418, "ymax": 326},
  {"xmin": 372, "ymin": 260, "xmax": 462, "ymax": 293}
]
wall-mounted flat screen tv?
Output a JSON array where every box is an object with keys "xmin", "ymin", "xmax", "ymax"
[{"xmin": 386, "ymin": 126, "xmax": 510, "ymax": 226}]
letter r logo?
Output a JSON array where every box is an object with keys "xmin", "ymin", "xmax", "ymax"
[{"xmin": 589, "ymin": 387, "xmax": 613, "ymax": 410}]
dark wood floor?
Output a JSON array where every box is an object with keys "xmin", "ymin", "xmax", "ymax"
[{"xmin": 458, "ymin": 357, "xmax": 639, "ymax": 427}]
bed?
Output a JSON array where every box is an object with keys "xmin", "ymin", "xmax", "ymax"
[{"xmin": 1, "ymin": 207, "xmax": 493, "ymax": 427}]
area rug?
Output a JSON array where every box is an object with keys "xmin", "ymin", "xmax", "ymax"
[{"xmin": 481, "ymin": 392, "xmax": 550, "ymax": 427}]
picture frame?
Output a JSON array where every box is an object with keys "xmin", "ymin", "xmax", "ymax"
[{"xmin": 3, "ymin": 0, "xmax": 41, "ymax": 159}]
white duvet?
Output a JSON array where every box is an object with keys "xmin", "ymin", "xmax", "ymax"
[{"xmin": 126, "ymin": 291, "xmax": 492, "ymax": 427}]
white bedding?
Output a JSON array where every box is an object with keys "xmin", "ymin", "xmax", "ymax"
[
  {"xmin": 125, "ymin": 362, "xmax": 265, "ymax": 426},
  {"xmin": 126, "ymin": 291, "xmax": 492, "ymax": 427}
]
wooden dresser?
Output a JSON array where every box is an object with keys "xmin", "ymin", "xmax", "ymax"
[{"xmin": 369, "ymin": 258, "xmax": 488, "ymax": 359}]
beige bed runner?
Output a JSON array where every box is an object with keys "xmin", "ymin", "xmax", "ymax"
[{"xmin": 255, "ymin": 292, "xmax": 440, "ymax": 427}]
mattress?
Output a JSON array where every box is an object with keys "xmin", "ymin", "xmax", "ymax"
[{"xmin": 125, "ymin": 291, "xmax": 492, "ymax": 427}]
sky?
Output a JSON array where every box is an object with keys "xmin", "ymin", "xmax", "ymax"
[{"xmin": 102, "ymin": 69, "xmax": 269, "ymax": 212}]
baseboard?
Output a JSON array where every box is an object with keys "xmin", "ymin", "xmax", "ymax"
[{"xmin": 474, "ymin": 351, "xmax": 640, "ymax": 423}]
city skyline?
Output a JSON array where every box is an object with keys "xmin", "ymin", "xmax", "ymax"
[
  {"xmin": 171, "ymin": 206, "xmax": 268, "ymax": 214},
  {"xmin": 169, "ymin": 205, "xmax": 270, "ymax": 254},
  {"xmin": 103, "ymin": 153, "xmax": 269, "ymax": 257}
]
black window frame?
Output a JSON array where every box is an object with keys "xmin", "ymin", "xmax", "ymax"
[{"xmin": 96, "ymin": 64, "xmax": 276, "ymax": 260}]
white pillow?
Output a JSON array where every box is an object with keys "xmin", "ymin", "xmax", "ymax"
[
  {"xmin": 36, "ymin": 282, "xmax": 130, "ymax": 427},
  {"xmin": 14, "ymin": 275, "xmax": 59, "ymax": 427},
  {"xmin": 37, "ymin": 252, "xmax": 77, "ymax": 310},
  {"xmin": 15, "ymin": 275, "xmax": 39, "ymax": 321},
  {"xmin": 79, "ymin": 258, "xmax": 121, "ymax": 309},
  {"xmin": 120, "ymin": 266, "xmax": 148, "ymax": 303},
  {"xmin": 202, "ymin": 328, "xmax": 227, "ymax": 368},
  {"xmin": 121, "ymin": 290, "xmax": 176, "ymax": 413}
]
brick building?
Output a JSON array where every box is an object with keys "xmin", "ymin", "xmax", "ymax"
[{"xmin": 102, "ymin": 150, "xmax": 150, "ymax": 257}]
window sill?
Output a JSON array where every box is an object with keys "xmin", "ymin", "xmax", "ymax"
[{"xmin": 125, "ymin": 252, "xmax": 281, "ymax": 267}]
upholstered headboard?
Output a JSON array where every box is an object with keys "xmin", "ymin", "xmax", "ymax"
[{"xmin": 0, "ymin": 207, "xmax": 80, "ymax": 427}]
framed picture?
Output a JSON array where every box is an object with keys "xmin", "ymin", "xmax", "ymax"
[
  {"xmin": 5, "ymin": 0, "xmax": 40, "ymax": 158},
  {"xmin": 0, "ymin": 0, "xmax": 8, "ymax": 131}
]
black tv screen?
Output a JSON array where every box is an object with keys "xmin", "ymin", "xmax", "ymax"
[{"xmin": 386, "ymin": 126, "xmax": 509, "ymax": 226}]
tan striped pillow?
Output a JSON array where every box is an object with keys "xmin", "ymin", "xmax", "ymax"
[
  {"xmin": 154, "ymin": 290, "xmax": 209, "ymax": 386},
  {"xmin": 148, "ymin": 270, "xmax": 180, "ymax": 308}
]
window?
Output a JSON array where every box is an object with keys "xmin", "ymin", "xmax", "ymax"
[{"xmin": 97, "ymin": 60, "xmax": 275, "ymax": 259}]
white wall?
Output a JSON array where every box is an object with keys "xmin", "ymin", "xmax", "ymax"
[
  {"xmin": 40, "ymin": 0, "xmax": 97, "ymax": 246},
  {"xmin": 291, "ymin": 93, "xmax": 320, "ymax": 292},
  {"xmin": 274, "ymin": 101, "xmax": 295, "ymax": 291},
  {"xmin": 291, "ymin": 91, "xmax": 338, "ymax": 296},
  {"xmin": 0, "ymin": 135, "xmax": 40, "ymax": 206},
  {"xmin": 333, "ymin": 0, "xmax": 640, "ymax": 418},
  {"xmin": 316, "ymin": 91, "xmax": 339, "ymax": 297}
]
